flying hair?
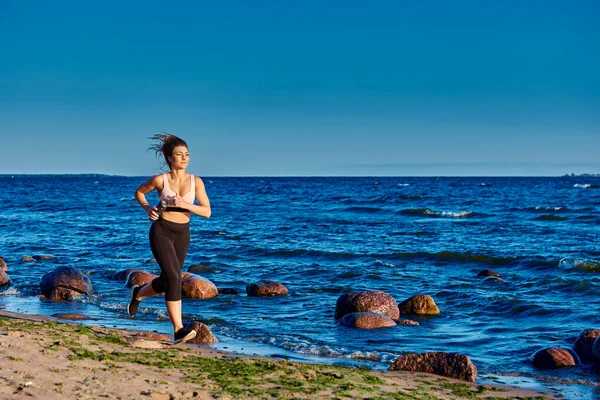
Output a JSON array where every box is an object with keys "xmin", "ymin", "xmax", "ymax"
[{"xmin": 148, "ymin": 133, "xmax": 189, "ymax": 170}]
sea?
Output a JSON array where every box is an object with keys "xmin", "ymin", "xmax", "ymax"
[{"xmin": 1, "ymin": 175, "xmax": 599, "ymax": 398}]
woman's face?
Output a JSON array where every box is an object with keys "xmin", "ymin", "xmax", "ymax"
[{"xmin": 168, "ymin": 146, "xmax": 190, "ymax": 169}]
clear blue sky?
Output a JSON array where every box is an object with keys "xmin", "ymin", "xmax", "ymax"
[{"xmin": 1, "ymin": 1, "xmax": 598, "ymax": 176}]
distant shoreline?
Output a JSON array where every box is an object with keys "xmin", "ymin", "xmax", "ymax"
[{"xmin": 1, "ymin": 174, "xmax": 599, "ymax": 178}]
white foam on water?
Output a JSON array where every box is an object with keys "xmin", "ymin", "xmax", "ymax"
[{"xmin": 574, "ymin": 184, "xmax": 591, "ymax": 189}]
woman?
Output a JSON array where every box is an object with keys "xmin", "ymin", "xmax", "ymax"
[{"xmin": 130, "ymin": 133, "xmax": 211, "ymax": 345}]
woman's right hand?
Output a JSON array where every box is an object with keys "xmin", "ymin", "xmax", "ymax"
[{"xmin": 144, "ymin": 204, "xmax": 159, "ymax": 221}]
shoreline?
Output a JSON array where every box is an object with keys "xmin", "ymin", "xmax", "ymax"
[{"xmin": 0, "ymin": 310, "xmax": 557, "ymax": 399}]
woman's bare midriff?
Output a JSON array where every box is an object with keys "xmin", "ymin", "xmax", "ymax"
[{"xmin": 161, "ymin": 211, "xmax": 191, "ymax": 224}]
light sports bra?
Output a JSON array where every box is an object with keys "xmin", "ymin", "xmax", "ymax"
[{"xmin": 160, "ymin": 173, "xmax": 196, "ymax": 204}]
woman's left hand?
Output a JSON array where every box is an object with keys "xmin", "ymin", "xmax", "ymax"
[{"xmin": 172, "ymin": 194, "xmax": 189, "ymax": 210}]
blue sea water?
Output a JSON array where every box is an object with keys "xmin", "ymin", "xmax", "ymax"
[{"xmin": 1, "ymin": 175, "xmax": 599, "ymax": 397}]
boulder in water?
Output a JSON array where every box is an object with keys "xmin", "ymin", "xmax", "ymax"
[
  {"xmin": 389, "ymin": 352, "xmax": 478, "ymax": 382},
  {"xmin": 0, "ymin": 268, "xmax": 10, "ymax": 287},
  {"xmin": 181, "ymin": 276, "xmax": 218, "ymax": 299},
  {"xmin": 184, "ymin": 320, "xmax": 218, "ymax": 344},
  {"xmin": 0, "ymin": 258, "xmax": 7, "ymax": 271},
  {"xmin": 111, "ymin": 269, "xmax": 142, "ymax": 281},
  {"xmin": 573, "ymin": 329, "xmax": 600, "ymax": 362},
  {"xmin": 532, "ymin": 347, "xmax": 580, "ymax": 369},
  {"xmin": 398, "ymin": 295, "xmax": 440, "ymax": 315},
  {"xmin": 338, "ymin": 312, "xmax": 396, "ymax": 329},
  {"xmin": 125, "ymin": 271, "xmax": 157, "ymax": 288},
  {"xmin": 477, "ymin": 269, "xmax": 501, "ymax": 277},
  {"xmin": 246, "ymin": 280, "xmax": 288, "ymax": 297},
  {"xmin": 335, "ymin": 291, "xmax": 399, "ymax": 320},
  {"xmin": 40, "ymin": 267, "xmax": 93, "ymax": 300}
]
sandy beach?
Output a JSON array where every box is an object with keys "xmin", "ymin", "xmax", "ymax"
[{"xmin": 0, "ymin": 310, "xmax": 555, "ymax": 400}]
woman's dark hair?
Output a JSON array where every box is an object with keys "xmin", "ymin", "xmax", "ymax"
[{"xmin": 148, "ymin": 133, "xmax": 188, "ymax": 170}]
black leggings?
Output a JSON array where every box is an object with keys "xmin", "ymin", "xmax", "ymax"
[{"xmin": 149, "ymin": 218, "xmax": 190, "ymax": 301}]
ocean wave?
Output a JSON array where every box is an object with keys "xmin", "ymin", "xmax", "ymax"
[
  {"xmin": 559, "ymin": 258, "xmax": 600, "ymax": 273},
  {"xmin": 341, "ymin": 206, "xmax": 384, "ymax": 213},
  {"xmin": 246, "ymin": 247, "xmax": 356, "ymax": 260},
  {"xmin": 376, "ymin": 250, "xmax": 518, "ymax": 265},
  {"xmin": 574, "ymin": 183, "xmax": 598, "ymax": 189},
  {"xmin": 399, "ymin": 208, "xmax": 477, "ymax": 218}
]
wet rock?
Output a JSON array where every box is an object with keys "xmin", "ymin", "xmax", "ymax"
[
  {"xmin": 573, "ymin": 329, "xmax": 600, "ymax": 362},
  {"xmin": 181, "ymin": 276, "xmax": 218, "ymax": 299},
  {"xmin": 0, "ymin": 258, "xmax": 7, "ymax": 271},
  {"xmin": 50, "ymin": 287, "xmax": 85, "ymax": 301},
  {"xmin": 389, "ymin": 352, "xmax": 478, "ymax": 382},
  {"xmin": 40, "ymin": 266, "xmax": 93, "ymax": 299},
  {"xmin": 21, "ymin": 256, "xmax": 35, "ymax": 262},
  {"xmin": 532, "ymin": 347, "xmax": 581, "ymax": 369},
  {"xmin": 133, "ymin": 332, "xmax": 172, "ymax": 342},
  {"xmin": 184, "ymin": 320, "xmax": 218, "ymax": 344},
  {"xmin": 338, "ymin": 312, "xmax": 396, "ymax": 329},
  {"xmin": 146, "ymin": 258, "xmax": 156, "ymax": 263},
  {"xmin": 33, "ymin": 255, "xmax": 54, "ymax": 261},
  {"xmin": 52, "ymin": 313, "xmax": 93, "ymax": 320},
  {"xmin": 125, "ymin": 271, "xmax": 158, "ymax": 288},
  {"xmin": 180, "ymin": 272, "xmax": 196, "ymax": 280},
  {"xmin": 188, "ymin": 264, "xmax": 220, "ymax": 274},
  {"xmin": 592, "ymin": 337, "xmax": 600, "ymax": 362},
  {"xmin": 335, "ymin": 290, "xmax": 399, "ymax": 320},
  {"xmin": 394, "ymin": 319, "xmax": 420, "ymax": 326},
  {"xmin": 0, "ymin": 268, "xmax": 10, "ymax": 287},
  {"xmin": 477, "ymin": 269, "xmax": 501, "ymax": 277},
  {"xmin": 482, "ymin": 276, "xmax": 506, "ymax": 283},
  {"xmin": 218, "ymin": 287, "xmax": 239, "ymax": 295},
  {"xmin": 111, "ymin": 269, "xmax": 141, "ymax": 281},
  {"xmin": 398, "ymin": 295, "xmax": 440, "ymax": 315},
  {"xmin": 246, "ymin": 280, "xmax": 288, "ymax": 297}
]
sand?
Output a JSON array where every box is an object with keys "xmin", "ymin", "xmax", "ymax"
[{"xmin": 0, "ymin": 310, "xmax": 555, "ymax": 399}]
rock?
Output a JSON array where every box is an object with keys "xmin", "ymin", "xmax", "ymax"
[
  {"xmin": 181, "ymin": 276, "xmax": 218, "ymax": 299},
  {"xmin": 125, "ymin": 271, "xmax": 158, "ymax": 288},
  {"xmin": 21, "ymin": 256, "xmax": 35, "ymax": 262},
  {"xmin": 146, "ymin": 259, "xmax": 156, "ymax": 263},
  {"xmin": 394, "ymin": 319, "xmax": 420, "ymax": 326},
  {"xmin": 477, "ymin": 269, "xmax": 500, "ymax": 277},
  {"xmin": 188, "ymin": 264, "xmax": 220, "ymax": 273},
  {"xmin": 0, "ymin": 268, "xmax": 10, "ymax": 287},
  {"xmin": 180, "ymin": 272, "xmax": 196, "ymax": 280},
  {"xmin": 52, "ymin": 313, "xmax": 93, "ymax": 320},
  {"xmin": 338, "ymin": 312, "xmax": 396, "ymax": 329},
  {"xmin": 573, "ymin": 329, "xmax": 600, "ymax": 362},
  {"xmin": 184, "ymin": 320, "xmax": 218, "ymax": 345},
  {"xmin": 133, "ymin": 332, "xmax": 172, "ymax": 342},
  {"xmin": 0, "ymin": 258, "xmax": 7, "ymax": 271},
  {"xmin": 111, "ymin": 269, "xmax": 141, "ymax": 281},
  {"xmin": 33, "ymin": 255, "xmax": 54, "ymax": 261},
  {"xmin": 218, "ymin": 287, "xmax": 239, "ymax": 295},
  {"xmin": 40, "ymin": 267, "xmax": 93, "ymax": 299},
  {"xmin": 398, "ymin": 295, "xmax": 440, "ymax": 315},
  {"xmin": 246, "ymin": 280, "xmax": 288, "ymax": 297},
  {"xmin": 335, "ymin": 291, "xmax": 399, "ymax": 320},
  {"xmin": 532, "ymin": 347, "xmax": 580, "ymax": 369},
  {"xmin": 50, "ymin": 287, "xmax": 84, "ymax": 301},
  {"xmin": 389, "ymin": 352, "xmax": 478, "ymax": 382},
  {"xmin": 483, "ymin": 276, "xmax": 506, "ymax": 283},
  {"xmin": 593, "ymin": 337, "xmax": 600, "ymax": 362}
]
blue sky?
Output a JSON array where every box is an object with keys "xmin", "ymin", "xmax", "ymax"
[{"xmin": 1, "ymin": 1, "xmax": 598, "ymax": 176}]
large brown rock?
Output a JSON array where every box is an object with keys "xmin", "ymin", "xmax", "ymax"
[
  {"xmin": 246, "ymin": 280, "xmax": 288, "ymax": 297},
  {"xmin": 532, "ymin": 347, "xmax": 580, "ymax": 369},
  {"xmin": 184, "ymin": 320, "xmax": 218, "ymax": 345},
  {"xmin": 389, "ymin": 352, "xmax": 478, "ymax": 382},
  {"xmin": 398, "ymin": 295, "xmax": 440, "ymax": 315},
  {"xmin": 335, "ymin": 291, "xmax": 399, "ymax": 320},
  {"xmin": 111, "ymin": 269, "xmax": 142, "ymax": 281},
  {"xmin": 477, "ymin": 269, "xmax": 500, "ymax": 277},
  {"xmin": 125, "ymin": 271, "xmax": 158, "ymax": 288},
  {"xmin": 0, "ymin": 268, "xmax": 10, "ymax": 287},
  {"xmin": 181, "ymin": 276, "xmax": 218, "ymax": 299},
  {"xmin": 49, "ymin": 287, "xmax": 85, "ymax": 301},
  {"xmin": 573, "ymin": 329, "xmax": 600, "ymax": 362},
  {"xmin": 40, "ymin": 267, "xmax": 93, "ymax": 299},
  {"xmin": 338, "ymin": 312, "xmax": 396, "ymax": 329},
  {"xmin": 0, "ymin": 258, "xmax": 7, "ymax": 271},
  {"xmin": 594, "ymin": 337, "xmax": 600, "ymax": 362}
]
